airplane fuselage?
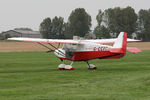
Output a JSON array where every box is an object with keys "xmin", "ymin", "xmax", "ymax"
[{"xmin": 54, "ymin": 43, "xmax": 125, "ymax": 61}]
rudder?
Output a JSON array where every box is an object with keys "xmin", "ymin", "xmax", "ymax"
[{"xmin": 110, "ymin": 32, "xmax": 127, "ymax": 53}]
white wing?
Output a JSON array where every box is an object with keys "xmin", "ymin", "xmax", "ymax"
[
  {"xmin": 8, "ymin": 37, "xmax": 84, "ymax": 44},
  {"xmin": 8, "ymin": 37, "xmax": 140, "ymax": 44},
  {"xmin": 82, "ymin": 38, "xmax": 141, "ymax": 44}
]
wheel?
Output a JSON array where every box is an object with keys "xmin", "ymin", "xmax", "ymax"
[
  {"xmin": 88, "ymin": 64, "xmax": 97, "ymax": 70},
  {"xmin": 58, "ymin": 64, "xmax": 65, "ymax": 70},
  {"xmin": 64, "ymin": 65, "xmax": 75, "ymax": 70}
]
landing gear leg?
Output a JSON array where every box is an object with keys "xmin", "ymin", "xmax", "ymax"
[{"xmin": 86, "ymin": 61, "xmax": 97, "ymax": 70}]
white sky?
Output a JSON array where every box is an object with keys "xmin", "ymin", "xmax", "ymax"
[{"xmin": 0, "ymin": 0, "xmax": 149, "ymax": 32}]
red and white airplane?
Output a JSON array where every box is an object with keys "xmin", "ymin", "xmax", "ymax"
[{"xmin": 8, "ymin": 32, "xmax": 141, "ymax": 70}]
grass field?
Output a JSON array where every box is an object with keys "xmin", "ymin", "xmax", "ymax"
[{"xmin": 0, "ymin": 51, "xmax": 150, "ymax": 100}]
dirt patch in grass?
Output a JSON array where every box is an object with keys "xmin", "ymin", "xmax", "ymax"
[
  {"xmin": 127, "ymin": 42, "xmax": 150, "ymax": 50},
  {"xmin": 0, "ymin": 41, "xmax": 150, "ymax": 52},
  {"xmin": 0, "ymin": 41, "xmax": 60, "ymax": 52}
]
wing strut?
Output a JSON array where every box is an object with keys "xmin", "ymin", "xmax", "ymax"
[
  {"xmin": 37, "ymin": 42, "xmax": 66, "ymax": 57},
  {"xmin": 57, "ymin": 43, "xmax": 61, "ymax": 48},
  {"xmin": 48, "ymin": 43, "xmax": 60, "ymax": 50},
  {"xmin": 48, "ymin": 43, "xmax": 66, "ymax": 56},
  {"xmin": 37, "ymin": 42, "xmax": 54, "ymax": 52}
]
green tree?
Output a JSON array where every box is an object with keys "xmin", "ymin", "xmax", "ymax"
[
  {"xmin": 121, "ymin": 7, "xmax": 137, "ymax": 37},
  {"xmin": 96, "ymin": 10, "xmax": 103, "ymax": 26},
  {"xmin": 51, "ymin": 16, "xmax": 65, "ymax": 39},
  {"xmin": 94, "ymin": 10, "xmax": 110, "ymax": 38},
  {"xmin": 138, "ymin": 9, "xmax": 150, "ymax": 41},
  {"xmin": 40, "ymin": 17, "xmax": 66, "ymax": 39},
  {"xmin": 65, "ymin": 8, "xmax": 91, "ymax": 38},
  {"xmin": 94, "ymin": 25, "xmax": 110, "ymax": 39},
  {"xmin": 40, "ymin": 18, "xmax": 52, "ymax": 39},
  {"xmin": 103, "ymin": 8, "xmax": 121, "ymax": 35},
  {"xmin": 103, "ymin": 7, "xmax": 137, "ymax": 38}
]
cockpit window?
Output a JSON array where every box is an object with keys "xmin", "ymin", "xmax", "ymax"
[
  {"xmin": 63, "ymin": 44, "xmax": 78, "ymax": 58},
  {"xmin": 62, "ymin": 44, "xmax": 78, "ymax": 50}
]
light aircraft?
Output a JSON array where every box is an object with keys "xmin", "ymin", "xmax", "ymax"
[{"xmin": 8, "ymin": 32, "xmax": 141, "ymax": 70}]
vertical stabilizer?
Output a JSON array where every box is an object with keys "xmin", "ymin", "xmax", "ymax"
[{"xmin": 109, "ymin": 32, "xmax": 127, "ymax": 53}]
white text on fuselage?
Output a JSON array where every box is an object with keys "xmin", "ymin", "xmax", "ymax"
[
  {"xmin": 93, "ymin": 47, "xmax": 108, "ymax": 51},
  {"xmin": 85, "ymin": 47, "xmax": 109, "ymax": 51}
]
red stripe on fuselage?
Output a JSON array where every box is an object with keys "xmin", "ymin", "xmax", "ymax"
[{"xmin": 58, "ymin": 51, "xmax": 125, "ymax": 61}]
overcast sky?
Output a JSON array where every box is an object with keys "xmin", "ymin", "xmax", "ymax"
[{"xmin": 0, "ymin": 0, "xmax": 149, "ymax": 32}]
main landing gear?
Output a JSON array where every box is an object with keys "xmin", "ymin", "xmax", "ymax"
[
  {"xmin": 86, "ymin": 61, "xmax": 97, "ymax": 70},
  {"xmin": 58, "ymin": 60, "xmax": 75, "ymax": 70}
]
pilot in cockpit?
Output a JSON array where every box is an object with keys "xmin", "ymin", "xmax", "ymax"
[{"xmin": 62, "ymin": 44, "xmax": 78, "ymax": 58}]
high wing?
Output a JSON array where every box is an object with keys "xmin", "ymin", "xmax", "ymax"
[
  {"xmin": 8, "ymin": 37, "xmax": 140, "ymax": 44},
  {"xmin": 82, "ymin": 38, "xmax": 140, "ymax": 44},
  {"xmin": 8, "ymin": 37, "xmax": 84, "ymax": 44}
]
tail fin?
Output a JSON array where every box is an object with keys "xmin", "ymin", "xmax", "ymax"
[{"xmin": 109, "ymin": 32, "xmax": 127, "ymax": 53}]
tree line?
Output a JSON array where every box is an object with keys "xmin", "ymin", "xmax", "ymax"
[
  {"xmin": 40, "ymin": 7, "xmax": 150, "ymax": 41},
  {"xmin": 40, "ymin": 8, "xmax": 91, "ymax": 39}
]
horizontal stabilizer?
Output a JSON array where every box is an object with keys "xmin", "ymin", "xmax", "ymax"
[{"xmin": 127, "ymin": 48, "xmax": 142, "ymax": 54}]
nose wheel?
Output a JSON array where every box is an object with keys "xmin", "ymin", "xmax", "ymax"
[
  {"xmin": 58, "ymin": 64, "xmax": 66, "ymax": 70},
  {"xmin": 58, "ymin": 60, "xmax": 74, "ymax": 70}
]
